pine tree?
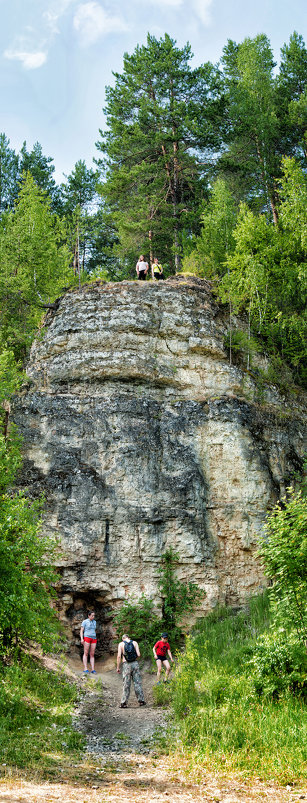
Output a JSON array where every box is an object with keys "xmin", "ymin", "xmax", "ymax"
[
  {"xmin": 0, "ymin": 134, "xmax": 19, "ymax": 214},
  {"xmin": 96, "ymin": 33, "xmax": 224, "ymax": 272}
]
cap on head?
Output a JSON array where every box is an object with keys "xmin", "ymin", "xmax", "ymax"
[
  {"xmin": 122, "ymin": 633, "xmax": 129, "ymax": 640},
  {"xmin": 161, "ymin": 632, "xmax": 168, "ymax": 638}
]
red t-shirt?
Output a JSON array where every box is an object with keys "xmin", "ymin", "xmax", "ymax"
[{"xmin": 154, "ymin": 640, "xmax": 170, "ymax": 659}]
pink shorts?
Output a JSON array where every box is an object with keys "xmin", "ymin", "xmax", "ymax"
[{"xmin": 84, "ymin": 637, "xmax": 97, "ymax": 644}]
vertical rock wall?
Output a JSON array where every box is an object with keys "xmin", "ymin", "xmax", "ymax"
[{"xmin": 13, "ymin": 278, "xmax": 307, "ymax": 652}]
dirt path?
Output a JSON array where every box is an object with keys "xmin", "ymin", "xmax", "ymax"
[
  {"xmin": 0, "ymin": 656, "xmax": 306, "ymax": 803},
  {"xmin": 73, "ymin": 655, "xmax": 168, "ymax": 756}
]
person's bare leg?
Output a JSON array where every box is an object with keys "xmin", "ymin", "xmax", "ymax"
[
  {"xmin": 83, "ymin": 643, "xmax": 90, "ymax": 671},
  {"xmin": 156, "ymin": 659, "xmax": 162, "ymax": 681},
  {"xmin": 90, "ymin": 642, "xmax": 96, "ymax": 671},
  {"xmin": 164, "ymin": 659, "xmax": 171, "ymax": 679}
]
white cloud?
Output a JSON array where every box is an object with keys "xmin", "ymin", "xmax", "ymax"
[
  {"xmin": 192, "ymin": 0, "xmax": 213, "ymax": 25},
  {"xmin": 3, "ymin": 1, "xmax": 77, "ymax": 69},
  {"xmin": 43, "ymin": 0, "xmax": 78, "ymax": 33},
  {"xmin": 146, "ymin": 0, "xmax": 183, "ymax": 5},
  {"xmin": 73, "ymin": 2, "xmax": 128, "ymax": 45},
  {"xmin": 3, "ymin": 48, "xmax": 47, "ymax": 69}
]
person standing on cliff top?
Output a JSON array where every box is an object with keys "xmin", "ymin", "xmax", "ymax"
[
  {"xmin": 151, "ymin": 257, "xmax": 164, "ymax": 281},
  {"xmin": 153, "ymin": 632, "xmax": 174, "ymax": 683},
  {"xmin": 80, "ymin": 610, "xmax": 97, "ymax": 675},
  {"xmin": 136, "ymin": 255, "xmax": 149, "ymax": 280},
  {"xmin": 117, "ymin": 634, "xmax": 146, "ymax": 708}
]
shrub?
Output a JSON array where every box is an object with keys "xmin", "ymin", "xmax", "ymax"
[
  {"xmin": 113, "ymin": 595, "xmax": 161, "ymax": 659},
  {"xmin": 248, "ymin": 633, "xmax": 307, "ymax": 699},
  {"xmin": 258, "ymin": 488, "xmax": 307, "ymax": 643}
]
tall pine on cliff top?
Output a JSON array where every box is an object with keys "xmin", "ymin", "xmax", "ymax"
[{"xmin": 96, "ymin": 33, "xmax": 224, "ymax": 271}]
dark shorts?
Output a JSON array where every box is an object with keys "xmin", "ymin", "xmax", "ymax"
[
  {"xmin": 138, "ymin": 271, "xmax": 147, "ymax": 280},
  {"xmin": 153, "ymin": 272, "xmax": 164, "ymax": 280},
  {"xmin": 156, "ymin": 655, "xmax": 168, "ymax": 663}
]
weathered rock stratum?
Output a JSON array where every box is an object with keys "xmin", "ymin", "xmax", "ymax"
[{"xmin": 13, "ymin": 277, "xmax": 306, "ymax": 652}]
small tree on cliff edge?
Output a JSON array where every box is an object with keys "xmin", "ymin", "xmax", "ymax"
[{"xmin": 96, "ymin": 33, "xmax": 224, "ymax": 272}]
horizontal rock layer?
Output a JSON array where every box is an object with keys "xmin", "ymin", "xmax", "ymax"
[{"xmin": 13, "ymin": 278, "xmax": 307, "ymax": 652}]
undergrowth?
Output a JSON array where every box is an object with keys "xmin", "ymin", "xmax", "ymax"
[
  {"xmin": 169, "ymin": 593, "xmax": 307, "ymax": 782},
  {"xmin": 0, "ymin": 653, "xmax": 84, "ymax": 778}
]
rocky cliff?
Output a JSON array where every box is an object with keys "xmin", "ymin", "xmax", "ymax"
[{"xmin": 13, "ymin": 277, "xmax": 306, "ymax": 652}]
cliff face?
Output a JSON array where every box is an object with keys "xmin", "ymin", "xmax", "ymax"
[{"xmin": 13, "ymin": 277, "xmax": 306, "ymax": 652}]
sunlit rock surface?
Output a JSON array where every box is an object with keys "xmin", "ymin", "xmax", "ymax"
[{"xmin": 13, "ymin": 277, "xmax": 307, "ymax": 651}]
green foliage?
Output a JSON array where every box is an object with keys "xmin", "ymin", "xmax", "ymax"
[
  {"xmin": 0, "ymin": 347, "xmax": 23, "ymax": 405},
  {"xmin": 220, "ymin": 34, "xmax": 279, "ymax": 216},
  {"xmin": 113, "ymin": 548, "xmax": 204, "ymax": 656},
  {"xmin": 0, "ymin": 654, "xmax": 84, "ymax": 772},
  {"xmin": 248, "ymin": 633, "xmax": 307, "ymax": 699},
  {"xmin": 61, "ymin": 160, "xmax": 99, "ymax": 277},
  {"xmin": 170, "ymin": 595, "xmax": 307, "ymax": 781},
  {"xmin": 0, "ymin": 173, "xmax": 73, "ymax": 358},
  {"xmin": 224, "ymin": 328, "xmax": 260, "ymax": 368},
  {"xmin": 219, "ymin": 158, "xmax": 307, "ymax": 386},
  {"xmin": 276, "ymin": 32, "xmax": 307, "ymax": 167},
  {"xmin": 158, "ymin": 547, "xmax": 205, "ymax": 645},
  {"xmin": 0, "ymin": 349, "xmax": 61, "ymax": 655},
  {"xmin": 152, "ymin": 679, "xmax": 173, "ymax": 708},
  {"xmin": 258, "ymin": 488, "xmax": 307, "ymax": 643},
  {"xmin": 0, "ymin": 348, "xmax": 24, "ymax": 492},
  {"xmin": 96, "ymin": 33, "xmax": 223, "ymax": 270},
  {"xmin": 0, "ymin": 133, "xmax": 19, "ymax": 214},
  {"xmin": 0, "ymin": 492, "xmax": 61, "ymax": 652},
  {"xmin": 19, "ymin": 141, "xmax": 60, "ymax": 212},
  {"xmin": 182, "ymin": 178, "xmax": 238, "ymax": 278},
  {"xmin": 113, "ymin": 595, "xmax": 161, "ymax": 659}
]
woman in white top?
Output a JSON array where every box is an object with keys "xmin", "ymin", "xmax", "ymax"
[{"xmin": 136, "ymin": 255, "xmax": 149, "ymax": 280}]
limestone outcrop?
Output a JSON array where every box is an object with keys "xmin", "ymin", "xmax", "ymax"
[{"xmin": 13, "ymin": 277, "xmax": 306, "ymax": 652}]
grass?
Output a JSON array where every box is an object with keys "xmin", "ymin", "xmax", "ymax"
[
  {"xmin": 169, "ymin": 593, "xmax": 307, "ymax": 783},
  {"xmin": 0, "ymin": 652, "xmax": 84, "ymax": 778}
]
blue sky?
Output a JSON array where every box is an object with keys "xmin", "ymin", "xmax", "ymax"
[{"xmin": 1, "ymin": 0, "xmax": 306, "ymax": 183}]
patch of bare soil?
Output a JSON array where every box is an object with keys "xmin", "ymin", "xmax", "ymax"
[{"xmin": 0, "ymin": 655, "xmax": 306, "ymax": 803}]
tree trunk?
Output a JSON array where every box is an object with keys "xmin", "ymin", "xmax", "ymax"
[{"xmin": 148, "ymin": 229, "xmax": 153, "ymax": 265}]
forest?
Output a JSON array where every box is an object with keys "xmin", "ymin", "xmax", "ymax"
[{"xmin": 0, "ymin": 28, "xmax": 306, "ymax": 792}]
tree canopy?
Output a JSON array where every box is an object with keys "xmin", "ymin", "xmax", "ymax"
[{"xmin": 96, "ymin": 33, "xmax": 224, "ymax": 271}]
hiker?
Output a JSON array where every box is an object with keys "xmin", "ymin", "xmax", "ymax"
[
  {"xmin": 153, "ymin": 632, "xmax": 174, "ymax": 682},
  {"xmin": 136, "ymin": 255, "xmax": 149, "ymax": 280},
  {"xmin": 117, "ymin": 633, "xmax": 146, "ymax": 708},
  {"xmin": 80, "ymin": 610, "xmax": 97, "ymax": 675},
  {"xmin": 151, "ymin": 257, "xmax": 164, "ymax": 281}
]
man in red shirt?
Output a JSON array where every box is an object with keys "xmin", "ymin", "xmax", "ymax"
[{"xmin": 153, "ymin": 632, "xmax": 174, "ymax": 683}]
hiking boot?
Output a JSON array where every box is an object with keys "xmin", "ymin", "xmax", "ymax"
[
  {"xmin": 139, "ymin": 701, "xmax": 146, "ymax": 706},
  {"xmin": 120, "ymin": 702, "xmax": 127, "ymax": 708}
]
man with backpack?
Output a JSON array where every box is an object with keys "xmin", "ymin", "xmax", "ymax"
[{"xmin": 116, "ymin": 633, "xmax": 146, "ymax": 708}]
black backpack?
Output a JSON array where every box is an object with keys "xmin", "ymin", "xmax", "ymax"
[{"xmin": 124, "ymin": 639, "xmax": 137, "ymax": 663}]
